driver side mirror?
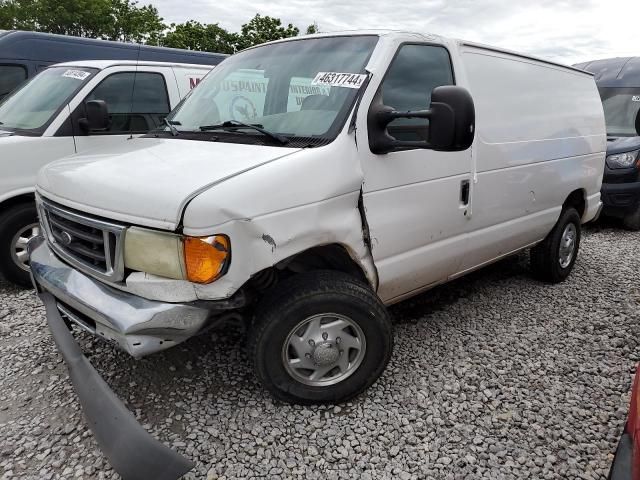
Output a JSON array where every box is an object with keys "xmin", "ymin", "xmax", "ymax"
[
  {"xmin": 78, "ymin": 100, "xmax": 110, "ymax": 133},
  {"xmin": 635, "ymin": 108, "xmax": 640, "ymax": 136},
  {"xmin": 368, "ymin": 85, "xmax": 475, "ymax": 154}
]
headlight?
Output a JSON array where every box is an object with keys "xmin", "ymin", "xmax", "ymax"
[
  {"xmin": 124, "ymin": 227, "xmax": 230, "ymax": 284},
  {"xmin": 606, "ymin": 150, "xmax": 640, "ymax": 169}
]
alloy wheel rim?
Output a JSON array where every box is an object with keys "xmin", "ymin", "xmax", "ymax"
[
  {"xmin": 282, "ymin": 313, "xmax": 366, "ymax": 387},
  {"xmin": 558, "ymin": 223, "xmax": 577, "ymax": 269},
  {"xmin": 10, "ymin": 223, "xmax": 40, "ymax": 272}
]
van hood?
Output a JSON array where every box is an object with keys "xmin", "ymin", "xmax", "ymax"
[
  {"xmin": 37, "ymin": 137, "xmax": 302, "ymax": 230},
  {"xmin": 606, "ymin": 136, "xmax": 640, "ymax": 155}
]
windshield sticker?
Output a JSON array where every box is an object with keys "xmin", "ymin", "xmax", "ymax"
[
  {"xmin": 311, "ymin": 72, "xmax": 367, "ymax": 89},
  {"xmin": 632, "ymin": 96, "xmax": 640, "ymax": 102},
  {"xmin": 62, "ymin": 69, "xmax": 91, "ymax": 81}
]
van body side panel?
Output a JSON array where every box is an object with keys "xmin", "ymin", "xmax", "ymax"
[
  {"xmin": 172, "ymin": 66, "xmax": 209, "ymax": 99},
  {"xmin": 454, "ymin": 46, "xmax": 606, "ymax": 273}
]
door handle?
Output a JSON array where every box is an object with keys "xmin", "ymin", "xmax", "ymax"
[{"xmin": 460, "ymin": 179, "xmax": 470, "ymax": 206}]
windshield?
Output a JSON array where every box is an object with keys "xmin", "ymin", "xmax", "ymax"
[
  {"xmin": 599, "ymin": 87, "xmax": 640, "ymax": 137},
  {"xmin": 0, "ymin": 66, "xmax": 96, "ymax": 133},
  {"xmin": 165, "ymin": 35, "xmax": 378, "ymax": 146}
]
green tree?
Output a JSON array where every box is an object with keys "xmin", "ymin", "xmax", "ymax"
[
  {"xmin": 160, "ymin": 20, "xmax": 236, "ymax": 54},
  {"xmin": 306, "ymin": 22, "xmax": 318, "ymax": 35},
  {"xmin": 0, "ymin": 0, "xmax": 165, "ymax": 42},
  {"xmin": 159, "ymin": 14, "xmax": 314, "ymax": 54},
  {"xmin": 108, "ymin": 0, "xmax": 165, "ymax": 42},
  {"xmin": 234, "ymin": 14, "xmax": 299, "ymax": 50}
]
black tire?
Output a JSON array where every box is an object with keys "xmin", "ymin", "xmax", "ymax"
[
  {"xmin": 0, "ymin": 203, "xmax": 38, "ymax": 287},
  {"xmin": 623, "ymin": 206, "xmax": 640, "ymax": 231},
  {"xmin": 530, "ymin": 207, "xmax": 581, "ymax": 283},
  {"xmin": 248, "ymin": 270, "xmax": 393, "ymax": 405}
]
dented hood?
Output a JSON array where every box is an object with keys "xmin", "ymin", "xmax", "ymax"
[{"xmin": 37, "ymin": 137, "xmax": 302, "ymax": 230}]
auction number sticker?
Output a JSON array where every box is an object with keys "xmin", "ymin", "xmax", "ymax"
[
  {"xmin": 312, "ymin": 72, "xmax": 367, "ymax": 89},
  {"xmin": 632, "ymin": 95, "xmax": 640, "ymax": 102},
  {"xmin": 62, "ymin": 69, "xmax": 91, "ymax": 81}
]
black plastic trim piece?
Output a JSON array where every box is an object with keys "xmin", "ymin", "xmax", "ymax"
[
  {"xmin": 608, "ymin": 432, "xmax": 632, "ymax": 480},
  {"xmin": 39, "ymin": 292, "xmax": 194, "ymax": 480}
]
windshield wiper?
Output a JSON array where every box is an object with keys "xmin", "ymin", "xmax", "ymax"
[
  {"xmin": 164, "ymin": 118, "xmax": 180, "ymax": 137},
  {"xmin": 199, "ymin": 120, "xmax": 289, "ymax": 145}
]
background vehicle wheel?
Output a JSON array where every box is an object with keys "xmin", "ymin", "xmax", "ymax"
[
  {"xmin": 0, "ymin": 203, "xmax": 39, "ymax": 287},
  {"xmin": 622, "ymin": 206, "xmax": 640, "ymax": 231},
  {"xmin": 530, "ymin": 207, "xmax": 581, "ymax": 283},
  {"xmin": 249, "ymin": 270, "xmax": 393, "ymax": 405}
]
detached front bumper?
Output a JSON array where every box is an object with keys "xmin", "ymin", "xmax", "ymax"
[
  {"xmin": 29, "ymin": 236, "xmax": 213, "ymax": 358},
  {"xmin": 29, "ymin": 236, "xmax": 198, "ymax": 479},
  {"xmin": 38, "ymin": 292, "xmax": 194, "ymax": 479}
]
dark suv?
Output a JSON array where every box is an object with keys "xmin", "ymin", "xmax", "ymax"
[{"xmin": 575, "ymin": 57, "xmax": 640, "ymax": 230}]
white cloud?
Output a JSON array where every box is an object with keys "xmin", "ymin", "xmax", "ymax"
[{"xmin": 151, "ymin": 0, "xmax": 640, "ymax": 64}]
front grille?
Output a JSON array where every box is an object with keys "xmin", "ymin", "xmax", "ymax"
[{"xmin": 38, "ymin": 196, "xmax": 126, "ymax": 282}]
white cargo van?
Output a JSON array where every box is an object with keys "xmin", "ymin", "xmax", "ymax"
[
  {"xmin": 29, "ymin": 32, "xmax": 605, "ymax": 477},
  {"xmin": 0, "ymin": 60, "xmax": 214, "ymax": 286}
]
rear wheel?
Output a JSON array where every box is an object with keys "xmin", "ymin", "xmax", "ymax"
[
  {"xmin": 623, "ymin": 205, "xmax": 640, "ymax": 231},
  {"xmin": 530, "ymin": 207, "xmax": 581, "ymax": 283},
  {"xmin": 249, "ymin": 270, "xmax": 393, "ymax": 404},
  {"xmin": 0, "ymin": 204, "xmax": 39, "ymax": 287}
]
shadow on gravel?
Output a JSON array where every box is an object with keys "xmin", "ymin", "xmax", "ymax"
[{"xmin": 390, "ymin": 252, "xmax": 530, "ymax": 324}]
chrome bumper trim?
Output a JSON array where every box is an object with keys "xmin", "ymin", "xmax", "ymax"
[{"xmin": 28, "ymin": 236, "xmax": 211, "ymax": 357}]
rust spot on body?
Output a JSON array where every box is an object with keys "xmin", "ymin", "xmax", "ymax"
[{"xmin": 262, "ymin": 234, "xmax": 276, "ymax": 252}]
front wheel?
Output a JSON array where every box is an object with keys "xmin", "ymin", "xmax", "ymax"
[
  {"xmin": 0, "ymin": 203, "xmax": 39, "ymax": 287},
  {"xmin": 249, "ymin": 270, "xmax": 393, "ymax": 404},
  {"xmin": 530, "ymin": 207, "xmax": 581, "ymax": 283}
]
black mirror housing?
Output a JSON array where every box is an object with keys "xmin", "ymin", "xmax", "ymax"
[
  {"xmin": 79, "ymin": 100, "xmax": 110, "ymax": 133},
  {"xmin": 368, "ymin": 85, "xmax": 475, "ymax": 154},
  {"xmin": 635, "ymin": 108, "xmax": 640, "ymax": 137}
]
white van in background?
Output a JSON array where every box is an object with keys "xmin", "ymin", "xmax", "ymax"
[
  {"xmin": 0, "ymin": 60, "xmax": 214, "ymax": 286},
  {"xmin": 29, "ymin": 32, "xmax": 605, "ymax": 477}
]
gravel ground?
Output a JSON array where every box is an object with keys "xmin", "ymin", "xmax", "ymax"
[{"xmin": 1, "ymin": 222, "xmax": 639, "ymax": 480}]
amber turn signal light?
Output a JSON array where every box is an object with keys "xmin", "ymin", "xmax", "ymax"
[{"xmin": 183, "ymin": 235, "xmax": 230, "ymax": 284}]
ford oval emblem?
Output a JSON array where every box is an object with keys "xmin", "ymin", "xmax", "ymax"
[{"xmin": 60, "ymin": 231, "xmax": 73, "ymax": 246}]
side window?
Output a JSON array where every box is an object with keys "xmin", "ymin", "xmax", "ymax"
[
  {"xmin": 380, "ymin": 45, "xmax": 454, "ymax": 141},
  {"xmin": 0, "ymin": 65, "xmax": 27, "ymax": 100},
  {"xmin": 85, "ymin": 72, "xmax": 170, "ymax": 134}
]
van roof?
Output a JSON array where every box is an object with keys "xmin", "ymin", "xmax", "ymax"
[
  {"xmin": 254, "ymin": 30, "xmax": 587, "ymax": 75},
  {"xmin": 52, "ymin": 60, "xmax": 215, "ymax": 70},
  {"xmin": 574, "ymin": 57, "xmax": 640, "ymax": 87},
  {"xmin": 0, "ymin": 30, "xmax": 227, "ymax": 66}
]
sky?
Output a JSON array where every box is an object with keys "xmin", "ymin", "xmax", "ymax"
[{"xmin": 151, "ymin": 0, "xmax": 640, "ymax": 65}]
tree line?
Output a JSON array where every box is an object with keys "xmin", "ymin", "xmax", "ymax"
[{"xmin": 0, "ymin": 0, "xmax": 319, "ymax": 53}]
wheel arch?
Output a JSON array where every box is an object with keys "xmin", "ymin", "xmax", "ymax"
[
  {"xmin": 0, "ymin": 191, "xmax": 35, "ymax": 215},
  {"xmin": 246, "ymin": 243, "xmax": 374, "ymax": 294},
  {"xmin": 563, "ymin": 189, "xmax": 586, "ymax": 220}
]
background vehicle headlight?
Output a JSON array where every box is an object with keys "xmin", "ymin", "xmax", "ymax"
[
  {"xmin": 606, "ymin": 150, "xmax": 640, "ymax": 169},
  {"xmin": 124, "ymin": 228, "xmax": 230, "ymax": 284}
]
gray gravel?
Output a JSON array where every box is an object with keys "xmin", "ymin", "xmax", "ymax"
[{"xmin": 1, "ymin": 222, "xmax": 639, "ymax": 480}]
